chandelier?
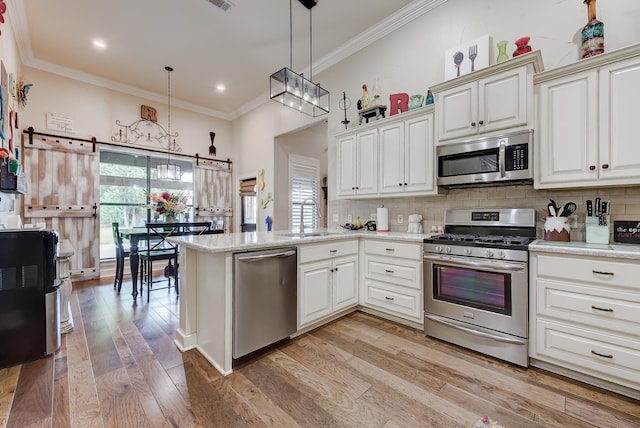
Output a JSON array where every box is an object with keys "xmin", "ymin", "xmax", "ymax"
[
  {"xmin": 157, "ymin": 66, "xmax": 181, "ymax": 180},
  {"xmin": 270, "ymin": 0, "xmax": 329, "ymax": 117}
]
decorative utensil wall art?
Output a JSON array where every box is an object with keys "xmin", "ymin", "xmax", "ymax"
[{"xmin": 444, "ymin": 35, "xmax": 491, "ymax": 80}]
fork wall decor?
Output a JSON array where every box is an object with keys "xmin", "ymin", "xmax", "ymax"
[{"xmin": 444, "ymin": 35, "xmax": 491, "ymax": 80}]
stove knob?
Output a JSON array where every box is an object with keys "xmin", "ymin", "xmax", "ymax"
[
  {"xmin": 435, "ymin": 245, "xmax": 442, "ymax": 253},
  {"xmin": 486, "ymin": 250, "xmax": 494, "ymax": 257},
  {"xmin": 446, "ymin": 246, "xmax": 452, "ymax": 254},
  {"xmin": 464, "ymin": 248, "xmax": 472, "ymax": 255},
  {"xmin": 498, "ymin": 251, "xmax": 506, "ymax": 259}
]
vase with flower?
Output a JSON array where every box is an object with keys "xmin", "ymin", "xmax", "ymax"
[{"xmin": 144, "ymin": 190, "xmax": 189, "ymax": 223}]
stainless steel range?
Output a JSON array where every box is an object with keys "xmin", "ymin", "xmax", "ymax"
[{"xmin": 423, "ymin": 208, "xmax": 536, "ymax": 367}]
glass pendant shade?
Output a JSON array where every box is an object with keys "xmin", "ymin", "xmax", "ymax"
[
  {"xmin": 157, "ymin": 163, "xmax": 181, "ymax": 180},
  {"xmin": 270, "ymin": 67, "xmax": 329, "ymax": 117}
]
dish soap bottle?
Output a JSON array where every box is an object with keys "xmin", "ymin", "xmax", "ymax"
[{"xmin": 354, "ymin": 216, "xmax": 364, "ymax": 229}]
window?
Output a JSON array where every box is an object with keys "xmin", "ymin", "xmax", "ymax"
[
  {"xmin": 99, "ymin": 149, "xmax": 193, "ymax": 259},
  {"xmin": 289, "ymin": 155, "xmax": 320, "ymax": 232}
]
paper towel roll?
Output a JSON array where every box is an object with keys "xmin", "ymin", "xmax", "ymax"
[{"xmin": 377, "ymin": 207, "xmax": 389, "ymax": 232}]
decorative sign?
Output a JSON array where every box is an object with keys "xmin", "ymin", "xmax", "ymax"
[
  {"xmin": 613, "ymin": 221, "xmax": 640, "ymax": 244},
  {"xmin": 140, "ymin": 105, "xmax": 157, "ymax": 122},
  {"xmin": 444, "ymin": 35, "xmax": 491, "ymax": 80},
  {"xmin": 46, "ymin": 112, "xmax": 75, "ymax": 133}
]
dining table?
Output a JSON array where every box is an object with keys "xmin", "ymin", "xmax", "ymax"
[{"xmin": 119, "ymin": 221, "xmax": 223, "ymax": 299}]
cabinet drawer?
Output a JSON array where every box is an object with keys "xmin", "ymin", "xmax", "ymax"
[
  {"xmin": 365, "ymin": 257, "xmax": 421, "ymax": 290},
  {"xmin": 299, "ymin": 240, "xmax": 358, "ymax": 263},
  {"xmin": 536, "ymin": 254, "xmax": 640, "ymax": 290},
  {"xmin": 535, "ymin": 319, "xmax": 640, "ymax": 389},
  {"xmin": 363, "ymin": 279, "xmax": 422, "ymax": 321},
  {"xmin": 537, "ymin": 278, "xmax": 640, "ymax": 335},
  {"xmin": 364, "ymin": 240, "xmax": 421, "ymax": 260}
]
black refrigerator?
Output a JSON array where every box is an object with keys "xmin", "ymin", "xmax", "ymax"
[{"xmin": 0, "ymin": 229, "xmax": 60, "ymax": 368}]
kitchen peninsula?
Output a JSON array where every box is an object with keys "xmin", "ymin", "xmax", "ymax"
[{"xmin": 167, "ymin": 230, "xmax": 428, "ymax": 375}]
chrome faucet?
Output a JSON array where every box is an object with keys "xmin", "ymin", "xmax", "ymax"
[{"xmin": 299, "ymin": 198, "xmax": 321, "ymax": 234}]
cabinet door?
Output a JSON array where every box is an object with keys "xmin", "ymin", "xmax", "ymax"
[
  {"xmin": 299, "ymin": 261, "xmax": 332, "ymax": 326},
  {"xmin": 599, "ymin": 57, "xmax": 640, "ymax": 183},
  {"xmin": 378, "ymin": 122, "xmax": 405, "ymax": 194},
  {"xmin": 355, "ymin": 129, "xmax": 378, "ymax": 196},
  {"xmin": 333, "ymin": 255, "xmax": 358, "ymax": 312},
  {"xmin": 479, "ymin": 67, "xmax": 528, "ymax": 133},
  {"xmin": 337, "ymin": 135, "xmax": 356, "ymax": 197},
  {"xmin": 436, "ymin": 82, "xmax": 476, "ymax": 142},
  {"xmin": 404, "ymin": 113, "xmax": 435, "ymax": 193},
  {"xmin": 535, "ymin": 70, "xmax": 599, "ymax": 188}
]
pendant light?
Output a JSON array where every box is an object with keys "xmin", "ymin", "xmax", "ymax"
[
  {"xmin": 270, "ymin": 0, "xmax": 329, "ymax": 117},
  {"xmin": 157, "ymin": 66, "xmax": 181, "ymax": 180}
]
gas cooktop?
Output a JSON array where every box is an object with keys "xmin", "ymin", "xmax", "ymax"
[{"xmin": 426, "ymin": 233, "xmax": 533, "ymax": 247}]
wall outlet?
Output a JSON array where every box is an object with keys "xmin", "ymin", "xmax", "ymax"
[
  {"xmin": 397, "ymin": 214, "xmax": 403, "ymax": 224},
  {"xmin": 370, "ymin": 213, "xmax": 376, "ymax": 221},
  {"xmin": 332, "ymin": 213, "xmax": 339, "ymax": 223},
  {"xmin": 347, "ymin": 214, "xmax": 353, "ymax": 223}
]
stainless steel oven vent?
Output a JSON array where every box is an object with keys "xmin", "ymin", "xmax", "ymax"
[{"xmin": 208, "ymin": 0, "xmax": 233, "ymax": 12}]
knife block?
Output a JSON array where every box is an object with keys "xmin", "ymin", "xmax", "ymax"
[{"xmin": 586, "ymin": 216, "xmax": 610, "ymax": 244}]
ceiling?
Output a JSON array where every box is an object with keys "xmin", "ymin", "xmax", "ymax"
[{"xmin": 7, "ymin": 0, "xmax": 441, "ymax": 120}]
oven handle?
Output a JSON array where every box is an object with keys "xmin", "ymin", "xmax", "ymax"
[
  {"xmin": 425, "ymin": 314, "xmax": 526, "ymax": 345},
  {"xmin": 423, "ymin": 254, "xmax": 526, "ymax": 272}
]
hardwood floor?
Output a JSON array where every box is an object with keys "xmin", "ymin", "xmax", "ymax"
[{"xmin": 1, "ymin": 277, "xmax": 639, "ymax": 427}]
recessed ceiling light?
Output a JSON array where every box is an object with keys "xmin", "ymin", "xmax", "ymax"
[
  {"xmin": 216, "ymin": 84, "xmax": 226, "ymax": 92},
  {"xmin": 93, "ymin": 40, "xmax": 106, "ymax": 49}
]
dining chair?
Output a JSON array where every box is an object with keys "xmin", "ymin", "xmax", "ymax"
[
  {"xmin": 139, "ymin": 223, "xmax": 179, "ymax": 302},
  {"xmin": 111, "ymin": 222, "xmax": 131, "ymax": 293}
]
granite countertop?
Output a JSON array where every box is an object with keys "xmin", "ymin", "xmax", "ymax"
[
  {"xmin": 166, "ymin": 229, "xmax": 431, "ymax": 254},
  {"xmin": 529, "ymin": 239, "xmax": 640, "ymax": 260}
]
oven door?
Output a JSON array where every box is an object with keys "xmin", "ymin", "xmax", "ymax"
[{"xmin": 423, "ymin": 253, "xmax": 528, "ymax": 339}]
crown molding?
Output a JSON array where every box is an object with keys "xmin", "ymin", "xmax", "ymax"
[{"xmin": 9, "ymin": 0, "xmax": 447, "ymax": 122}]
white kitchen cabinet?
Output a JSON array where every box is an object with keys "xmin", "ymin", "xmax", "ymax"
[
  {"xmin": 535, "ymin": 44, "xmax": 640, "ymax": 189},
  {"xmin": 433, "ymin": 51, "xmax": 542, "ymax": 144},
  {"xmin": 530, "ymin": 251, "xmax": 640, "ymax": 397},
  {"xmin": 379, "ymin": 110, "xmax": 438, "ymax": 195},
  {"xmin": 336, "ymin": 129, "xmax": 377, "ymax": 198},
  {"xmin": 360, "ymin": 240, "xmax": 423, "ymax": 325},
  {"xmin": 298, "ymin": 240, "xmax": 358, "ymax": 328}
]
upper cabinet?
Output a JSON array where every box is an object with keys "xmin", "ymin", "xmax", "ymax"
[
  {"xmin": 432, "ymin": 51, "xmax": 543, "ymax": 144},
  {"xmin": 535, "ymin": 44, "xmax": 640, "ymax": 189},
  {"xmin": 336, "ymin": 107, "xmax": 439, "ymax": 199},
  {"xmin": 337, "ymin": 128, "xmax": 378, "ymax": 198},
  {"xmin": 379, "ymin": 112, "xmax": 435, "ymax": 195}
]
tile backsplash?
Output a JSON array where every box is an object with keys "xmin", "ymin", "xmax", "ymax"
[{"xmin": 329, "ymin": 184, "xmax": 640, "ymax": 242}]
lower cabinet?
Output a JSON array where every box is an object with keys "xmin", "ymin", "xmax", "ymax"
[
  {"xmin": 530, "ymin": 251, "xmax": 640, "ymax": 395},
  {"xmin": 361, "ymin": 239, "xmax": 423, "ymax": 324},
  {"xmin": 298, "ymin": 240, "xmax": 358, "ymax": 328}
]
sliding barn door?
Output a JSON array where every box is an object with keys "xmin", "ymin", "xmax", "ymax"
[
  {"xmin": 193, "ymin": 159, "xmax": 232, "ymax": 232},
  {"xmin": 21, "ymin": 133, "xmax": 100, "ymax": 280}
]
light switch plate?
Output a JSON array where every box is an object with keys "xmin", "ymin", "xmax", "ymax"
[
  {"xmin": 332, "ymin": 213, "xmax": 339, "ymax": 223},
  {"xmin": 397, "ymin": 214, "xmax": 403, "ymax": 224},
  {"xmin": 347, "ymin": 214, "xmax": 353, "ymax": 223}
]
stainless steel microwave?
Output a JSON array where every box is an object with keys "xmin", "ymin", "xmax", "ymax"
[{"xmin": 436, "ymin": 130, "xmax": 533, "ymax": 188}]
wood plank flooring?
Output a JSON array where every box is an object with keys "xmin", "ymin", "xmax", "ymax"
[{"xmin": 0, "ymin": 276, "xmax": 639, "ymax": 427}]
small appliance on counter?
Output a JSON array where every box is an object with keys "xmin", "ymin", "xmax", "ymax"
[{"xmin": 0, "ymin": 229, "xmax": 60, "ymax": 368}]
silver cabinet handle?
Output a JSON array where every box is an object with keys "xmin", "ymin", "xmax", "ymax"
[{"xmin": 237, "ymin": 249, "xmax": 296, "ymax": 262}]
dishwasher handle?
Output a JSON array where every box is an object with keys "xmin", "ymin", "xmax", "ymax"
[{"xmin": 236, "ymin": 249, "xmax": 296, "ymax": 262}]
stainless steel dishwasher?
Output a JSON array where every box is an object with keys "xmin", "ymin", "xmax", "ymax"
[{"xmin": 233, "ymin": 247, "xmax": 297, "ymax": 359}]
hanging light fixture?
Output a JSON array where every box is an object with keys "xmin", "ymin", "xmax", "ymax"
[
  {"xmin": 157, "ymin": 66, "xmax": 181, "ymax": 180},
  {"xmin": 270, "ymin": 0, "xmax": 329, "ymax": 117}
]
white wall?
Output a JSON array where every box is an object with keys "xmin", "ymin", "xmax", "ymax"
[{"xmin": 19, "ymin": 67, "xmax": 233, "ymax": 158}]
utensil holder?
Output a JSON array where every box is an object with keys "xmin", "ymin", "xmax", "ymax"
[
  {"xmin": 586, "ymin": 216, "xmax": 610, "ymax": 244},
  {"xmin": 544, "ymin": 217, "xmax": 571, "ymax": 241}
]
